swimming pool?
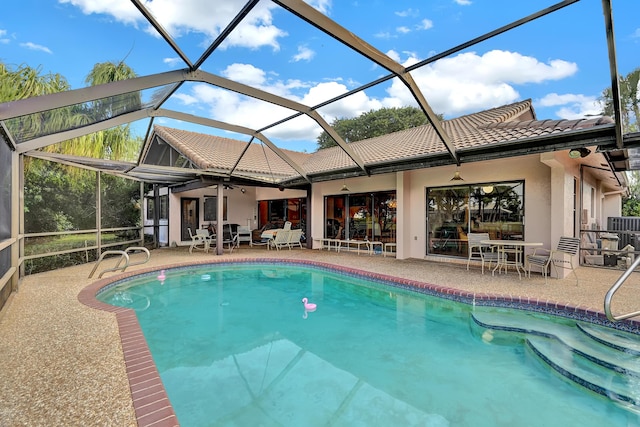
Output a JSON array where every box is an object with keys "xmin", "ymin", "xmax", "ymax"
[{"xmin": 97, "ymin": 261, "xmax": 640, "ymax": 426}]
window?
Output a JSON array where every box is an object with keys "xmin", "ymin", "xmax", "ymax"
[
  {"xmin": 427, "ymin": 182, "xmax": 524, "ymax": 258},
  {"xmin": 257, "ymin": 198, "xmax": 306, "ymax": 229},
  {"xmin": 146, "ymin": 195, "xmax": 168, "ymax": 220},
  {"xmin": 204, "ymin": 196, "xmax": 227, "ymax": 221},
  {"xmin": 324, "ymin": 191, "xmax": 396, "ymax": 242},
  {"xmin": 159, "ymin": 195, "xmax": 168, "ymax": 220}
]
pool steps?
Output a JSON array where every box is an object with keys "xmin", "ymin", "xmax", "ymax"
[{"xmin": 471, "ymin": 311, "xmax": 640, "ymax": 410}]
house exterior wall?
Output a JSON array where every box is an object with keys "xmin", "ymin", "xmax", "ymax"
[
  {"xmin": 310, "ymin": 174, "xmax": 396, "ymax": 247},
  {"xmin": 311, "ymin": 154, "xmax": 553, "ymax": 260},
  {"xmin": 166, "ymin": 186, "xmax": 307, "ymax": 246},
  {"xmin": 404, "ymin": 155, "xmax": 552, "ymax": 260},
  {"xmin": 159, "ymin": 151, "xmax": 621, "ymax": 279},
  {"xmin": 602, "ymin": 194, "xmax": 623, "ymax": 221}
]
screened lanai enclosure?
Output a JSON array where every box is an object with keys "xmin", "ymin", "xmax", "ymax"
[{"xmin": 2, "ymin": 0, "xmax": 640, "ymax": 313}]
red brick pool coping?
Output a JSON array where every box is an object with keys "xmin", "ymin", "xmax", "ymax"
[{"xmin": 78, "ymin": 257, "xmax": 638, "ymax": 427}]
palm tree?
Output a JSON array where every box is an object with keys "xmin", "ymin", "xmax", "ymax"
[
  {"xmin": 56, "ymin": 61, "xmax": 142, "ymax": 161},
  {"xmin": 0, "ymin": 60, "xmax": 141, "ymax": 161}
]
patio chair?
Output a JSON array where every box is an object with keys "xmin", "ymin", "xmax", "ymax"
[
  {"xmin": 269, "ymin": 229, "xmax": 292, "ymax": 250},
  {"xmin": 287, "ymin": 229, "xmax": 304, "ymax": 249},
  {"xmin": 466, "ymin": 232, "xmax": 501, "ymax": 274},
  {"xmin": 222, "ymin": 224, "xmax": 239, "ymax": 253},
  {"xmin": 283, "ymin": 221, "xmax": 292, "ymax": 230},
  {"xmin": 526, "ymin": 236, "xmax": 580, "ymax": 285},
  {"xmin": 188, "ymin": 227, "xmax": 210, "ymax": 253}
]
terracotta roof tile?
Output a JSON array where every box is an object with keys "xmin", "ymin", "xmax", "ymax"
[
  {"xmin": 150, "ymin": 99, "xmax": 614, "ymax": 181},
  {"xmin": 154, "ymin": 126, "xmax": 310, "ymax": 179}
]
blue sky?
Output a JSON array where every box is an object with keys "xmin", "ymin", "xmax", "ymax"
[{"xmin": 1, "ymin": 0, "xmax": 639, "ymax": 153}]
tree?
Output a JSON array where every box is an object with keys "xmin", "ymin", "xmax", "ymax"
[
  {"xmin": 0, "ymin": 61, "xmax": 142, "ymax": 162},
  {"xmin": 601, "ymin": 68, "xmax": 640, "ymax": 215},
  {"xmin": 49, "ymin": 61, "xmax": 142, "ymax": 161},
  {"xmin": 600, "ymin": 67, "xmax": 639, "ymax": 133},
  {"xmin": 1, "ymin": 61, "xmax": 143, "ymax": 233},
  {"xmin": 316, "ymin": 106, "xmax": 439, "ymax": 150},
  {"xmin": 622, "ymin": 171, "xmax": 640, "ymax": 217}
]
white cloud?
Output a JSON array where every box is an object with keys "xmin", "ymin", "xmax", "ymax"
[
  {"xmin": 163, "ymin": 57, "xmax": 183, "ymax": 67},
  {"xmin": 374, "ymin": 31, "xmax": 395, "ymax": 40},
  {"xmin": 172, "ymin": 93, "xmax": 199, "ymax": 105},
  {"xmin": 58, "ymin": 0, "xmax": 141, "ymax": 25},
  {"xmin": 173, "ymin": 67, "xmax": 385, "ymax": 143},
  {"xmin": 20, "ymin": 42, "xmax": 52, "ymax": 54},
  {"xmin": 59, "ymin": 0, "xmax": 287, "ymax": 51},
  {"xmin": 385, "ymin": 49, "xmax": 577, "ymax": 117},
  {"xmin": 386, "ymin": 50, "xmax": 402, "ymax": 62},
  {"xmin": 171, "ymin": 48, "xmax": 581, "ymax": 144},
  {"xmin": 0, "ymin": 29, "xmax": 8, "ymax": 44},
  {"xmin": 222, "ymin": 63, "xmax": 267, "ymax": 86},
  {"xmin": 417, "ymin": 19, "xmax": 433, "ymax": 30},
  {"xmin": 307, "ymin": 0, "xmax": 332, "ymax": 15},
  {"xmin": 292, "ymin": 45, "xmax": 315, "ymax": 62},
  {"xmin": 396, "ymin": 26, "xmax": 411, "ymax": 34},
  {"xmin": 538, "ymin": 93, "xmax": 603, "ymax": 119},
  {"xmin": 454, "ymin": 0, "xmax": 472, "ymax": 5},
  {"xmin": 395, "ymin": 9, "xmax": 419, "ymax": 18}
]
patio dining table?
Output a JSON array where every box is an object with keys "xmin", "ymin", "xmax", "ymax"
[{"xmin": 481, "ymin": 239, "xmax": 543, "ymax": 280}]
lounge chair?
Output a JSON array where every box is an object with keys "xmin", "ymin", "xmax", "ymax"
[
  {"xmin": 287, "ymin": 229, "xmax": 304, "ymax": 249},
  {"xmin": 526, "ymin": 236, "xmax": 580, "ymax": 285},
  {"xmin": 269, "ymin": 229, "xmax": 292, "ymax": 250},
  {"xmin": 466, "ymin": 232, "xmax": 501, "ymax": 274}
]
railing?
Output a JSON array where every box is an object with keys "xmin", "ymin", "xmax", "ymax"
[
  {"xmin": 88, "ymin": 246, "xmax": 150, "ymax": 279},
  {"xmin": 604, "ymin": 254, "xmax": 640, "ymax": 321}
]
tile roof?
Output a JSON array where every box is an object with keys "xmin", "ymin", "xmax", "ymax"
[
  {"xmin": 153, "ymin": 126, "xmax": 310, "ymax": 179},
  {"xmin": 150, "ymin": 99, "xmax": 615, "ymax": 183}
]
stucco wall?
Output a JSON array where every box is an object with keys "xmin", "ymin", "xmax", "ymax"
[
  {"xmin": 310, "ymin": 154, "xmax": 552, "ymax": 260},
  {"xmin": 167, "ymin": 186, "xmax": 307, "ymax": 246},
  {"xmin": 404, "ymin": 155, "xmax": 551, "ymax": 260}
]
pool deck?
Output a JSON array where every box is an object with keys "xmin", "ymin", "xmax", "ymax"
[{"xmin": 1, "ymin": 246, "xmax": 640, "ymax": 426}]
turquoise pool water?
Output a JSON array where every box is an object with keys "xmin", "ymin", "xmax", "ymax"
[{"xmin": 99, "ymin": 263, "xmax": 637, "ymax": 426}]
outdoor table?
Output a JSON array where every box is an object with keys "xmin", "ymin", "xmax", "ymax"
[
  {"xmin": 337, "ymin": 239, "xmax": 370, "ymax": 255},
  {"xmin": 481, "ymin": 240, "xmax": 543, "ymax": 279},
  {"xmin": 313, "ymin": 237, "xmax": 341, "ymax": 251}
]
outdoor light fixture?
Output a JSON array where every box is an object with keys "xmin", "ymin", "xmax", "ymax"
[
  {"xmin": 240, "ymin": 188, "xmax": 246, "ymax": 194},
  {"xmin": 450, "ymin": 169, "xmax": 464, "ymax": 181},
  {"xmin": 568, "ymin": 147, "xmax": 591, "ymax": 159},
  {"xmin": 340, "ymin": 178, "xmax": 350, "ymax": 192}
]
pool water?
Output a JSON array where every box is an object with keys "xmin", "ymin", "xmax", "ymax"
[{"xmin": 99, "ymin": 263, "xmax": 637, "ymax": 426}]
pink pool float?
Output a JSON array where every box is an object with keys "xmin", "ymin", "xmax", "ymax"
[
  {"xmin": 157, "ymin": 270, "xmax": 166, "ymax": 282},
  {"xmin": 302, "ymin": 297, "xmax": 316, "ymax": 312}
]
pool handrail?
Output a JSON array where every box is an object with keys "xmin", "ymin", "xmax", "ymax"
[
  {"xmin": 88, "ymin": 246, "xmax": 150, "ymax": 279},
  {"xmin": 604, "ymin": 253, "xmax": 640, "ymax": 321}
]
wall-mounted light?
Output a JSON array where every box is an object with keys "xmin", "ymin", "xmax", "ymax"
[
  {"xmin": 240, "ymin": 188, "xmax": 246, "ymax": 194},
  {"xmin": 569, "ymin": 147, "xmax": 591, "ymax": 158}
]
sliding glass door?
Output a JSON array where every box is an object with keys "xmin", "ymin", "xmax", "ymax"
[
  {"xmin": 324, "ymin": 191, "xmax": 396, "ymax": 242},
  {"xmin": 427, "ymin": 182, "xmax": 524, "ymax": 257}
]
